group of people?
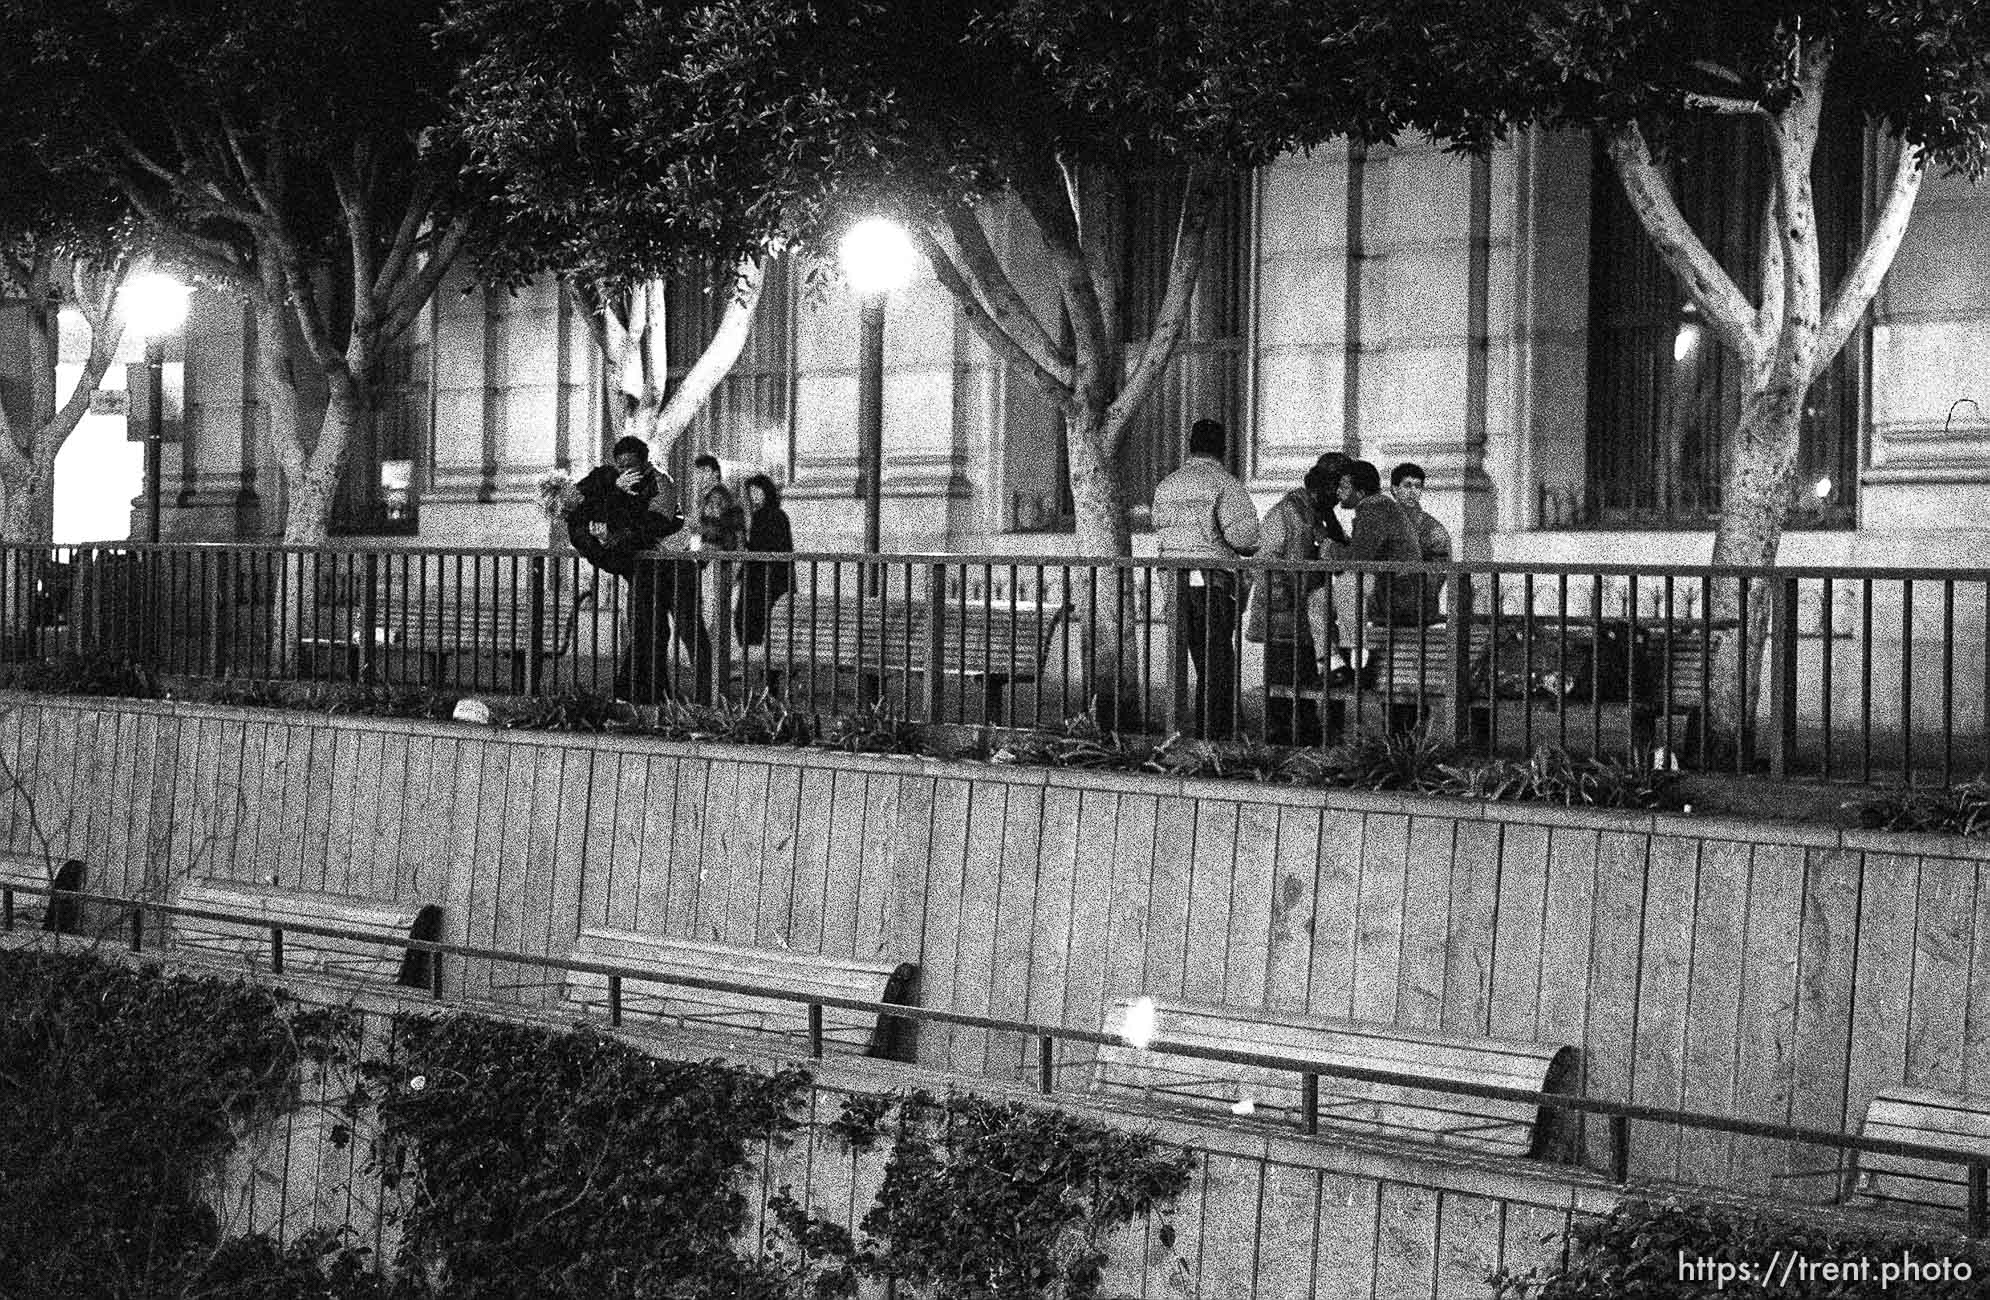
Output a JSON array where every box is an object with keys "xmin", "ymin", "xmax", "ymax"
[
  {"xmin": 1154, "ymin": 418, "xmax": 1453, "ymax": 743},
  {"xmin": 560, "ymin": 436, "xmax": 794, "ymax": 704}
]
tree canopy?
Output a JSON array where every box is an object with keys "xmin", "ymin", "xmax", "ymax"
[{"xmin": 7, "ymin": 0, "xmax": 469, "ymax": 543}]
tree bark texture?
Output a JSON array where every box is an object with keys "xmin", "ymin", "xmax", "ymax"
[{"xmin": 1605, "ymin": 43, "xmax": 1925, "ymax": 760}]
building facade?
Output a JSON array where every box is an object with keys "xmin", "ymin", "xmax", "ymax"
[{"xmin": 58, "ymin": 129, "xmax": 1990, "ymax": 570}]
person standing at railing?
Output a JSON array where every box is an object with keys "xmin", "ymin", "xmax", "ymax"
[
  {"xmin": 1153, "ymin": 418, "xmax": 1260, "ymax": 738},
  {"xmin": 1343, "ymin": 461, "xmax": 1428, "ymax": 680},
  {"xmin": 659, "ymin": 454, "xmax": 746, "ymax": 701},
  {"xmin": 559, "ymin": 435, "xmax": 684, "ymax": 704},
  {"xmin": 1249, "ymin": 454, "xmax": 1345, "ymax": 744},
  {"xmin": 735, "ymin": 473, "xmax": 794, "ymax": 693},
  {"xmin": 1391, "ymin": 463, "xmax": 1454, "ymax": 627}
]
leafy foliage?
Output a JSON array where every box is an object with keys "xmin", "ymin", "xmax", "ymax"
[
  {"xmin": 1494, "ymin": 1194, "xmax": 1990, "ymax": 1299},
  {"xmin": 1847, "ymin": 781, "xmax": 1990, "ymax": 838},
  {"xmin": 775, "ymin": 1089, "xmax": 1194, "ymax": 1300},
  {"xmin": 0, "ymin": 650, "xmax": 158, "ymax": 698},
  {"xmin": 376, "ymin": 1013, "xmax": 810, "ymax": 1298},
  {"xmin": 813, "ymin": 699, "xmax": 927, "ymax": 755},
  {"xmin": 648, "ymin": 692, "xmax": 818, "ymax": 746},
  {"xmin": 498, "ymin": 687, "xmax": 621, "ymax": 733},
  {"xmin": 0, "ymin": 949, "xmax": 367, "ymax": 1298}
]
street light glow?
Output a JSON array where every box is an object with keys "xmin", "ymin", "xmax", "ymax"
[
  {"xmin": 123, "ymin": 272, "xmax": 191, "ymax": 340},
  {"xmin": 1121, "ymin": 995, "xmax": 1158, "ymax": 1050},
  {"xmin": 839, "ymin": 217, "xmax": 916, "ymax": 295}
]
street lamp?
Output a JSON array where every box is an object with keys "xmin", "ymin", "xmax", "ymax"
[
  {"xmin": 838, "ymin": 217, "xmax": 916, "ymax": 560},
  {"xmin": 122, "ymin": 272, "xmax": 191, "ymax": 543}
]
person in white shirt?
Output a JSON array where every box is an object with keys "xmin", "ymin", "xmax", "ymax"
[{"xmin": 1151, "ymin": 419, "xmax": 1261, "ymax": 737}]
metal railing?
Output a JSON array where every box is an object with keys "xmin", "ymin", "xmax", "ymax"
[
  {"xmin": 2, "ymin": 541, "xmax": 1986, "ymax": 785},
  {"xmin": 5, "ymin": 879, "xmax": 1987, "ymax": 1236}
]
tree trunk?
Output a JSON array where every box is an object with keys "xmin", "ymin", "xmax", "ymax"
[
  {"xmin": 1065, "ymin": 408, "xmax": 1141, "ymax": 728},
  {"xmin": 0, "ymin": 463, "xmax": 54, "ymax": 655},
  {"xmin": 1704, "ymin": 364, "xmax": 1805, "ymax": 760}
]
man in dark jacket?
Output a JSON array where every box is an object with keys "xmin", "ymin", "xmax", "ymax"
[
  {"xmin": 1342, "ymin": 459, "xmax": 1428, "ymax": 635},
  {"xmin": 563, "ymin": 436, "xmax": 682, "ymax": 703}
]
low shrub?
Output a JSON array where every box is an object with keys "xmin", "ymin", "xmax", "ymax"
[
  {"xmin": 1847, "ymin": 781, "xmax": 1990, "ymax": 838},
  {"xmin": 1494, "ymin": 1195, "xmax": 1987, "ymax": 1299},
  {"xmin": 377, "ymin": 1013, "xmax": 811, "ymax": 1299},
  {"xmin": 0, "ymin": 650, "xmax": 158, "ymax": 698},
  {"xmin": 0, "ymin": 949, "xmax": 366, "ymax": 1299},
  {"xmin": 772, "ymin": 1089, "xmax": 1194, "ymax": 1300}
]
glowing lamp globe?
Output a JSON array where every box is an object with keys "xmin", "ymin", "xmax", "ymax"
[
  {"xmin": 839, "ymin": 218, "xmax": 916, "ymax": 296},
  {"xmin": 123, "ymin": 272, "xmax": 191, "ymax": 341}
]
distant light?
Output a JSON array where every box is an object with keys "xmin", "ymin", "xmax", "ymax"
[
  {"xmin": 1813, "ymin": 476, "xmax": 1833, "ymax": 500},
  {"xmin": 1672, "ymin": 322, "xmax": 1701, "ymax": 363},
  {"xmin": 1230, "ymin": 1096, "xmax": 1256, "ymax": 1117},
  {"xmin": 839, "ymin": 217, "xmax": 916, "ymax": 296},
  {"xmin": 1121, "ymin": 996, "xmax": 1158, "ymax": 1050},
  {"xmin": 122, "ymin": 272, "xmax": 191, "ymax": 341}
]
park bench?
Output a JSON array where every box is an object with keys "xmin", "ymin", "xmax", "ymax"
[
  {"xmin": 1094, "ymin": 997, "xmax": 1579, "ymax": 1159},
  {"xmin": 0, "ymin": 853, "xmax": 85, "ymax": 937},
  {"xmin": 1847, "ymin": 1087, "xmax": 1990, "ymax": 1221},
  {"xmin": 167, "ymin": 877, "xmax": 442, "ymax": 990},
  {"xmin": 299, "ymin": 576, "xmax": 595, "ymax": 693},
  {"xmin": 563, "ymin": 926, "xmax": 919, "ymax": 1059},
  {"xmin": 1265, "ymin": 616, "xmax": 1729, "ymax": 753},
  {"xmin": 762, "ymin": 594, "xmax": 1070, "ymax": 722}
]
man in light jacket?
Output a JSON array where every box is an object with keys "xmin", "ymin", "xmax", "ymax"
[{"xmin": 1152, "ymin": 419, "xmax": 1260, "ymax": 738}]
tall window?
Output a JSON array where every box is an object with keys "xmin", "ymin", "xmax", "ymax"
[
  {"xmin": 1029, "ymin": 172, "xmax": 1251, "ymax": 530},
  {"xmin": 1584, "ymin": 107, "xmax": 1862, "ymax": 528},
  {"xmin": 663, "ymin": 258, "xmax": 793, "ymax": 490}
]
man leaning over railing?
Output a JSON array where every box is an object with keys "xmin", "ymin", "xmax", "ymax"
[{"xmin": 1153, "ymin": 418, "xmax": 1260, "ymax": 739}]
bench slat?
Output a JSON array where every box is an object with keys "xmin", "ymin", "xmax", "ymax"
[
  {"xmin": 1094, "ymin": 999, "xmax": 1575, "ymax": 1159},
  {"xmin": 169, "ymin": 878, "xmax": 440, "ymax": 988},
  {"xmin": 1854, "ymin": 1088, "xmax": 1990, "ymax": 1215},
  {"xmin": 565, "ymin": 927, "xmax": 916, "ymax": 1058}
]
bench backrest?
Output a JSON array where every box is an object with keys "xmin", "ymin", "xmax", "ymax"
[
  {"xmin": 0, "ymin": 853, "xmax": 85, "ymax": 934},
  {"xmin": 769, "ymin": 597, "xmax": 1070, "ymax": 676},
  {"xmin": 169, "ymin": 878, "xmax": 441, "ymax": 988},
  {"xmin": 565, "ymin": 927, "xmax": 917, "ymax": 1058},
  {"xmin": 1853, "ymin": 1087, "xmax": 1990, "ymax": 1218},
  {"xmin": 1094, "ymin": 998, "xmax": 1578, "ymax": 1159}
]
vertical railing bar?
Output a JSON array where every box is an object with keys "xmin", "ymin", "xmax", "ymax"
[
  {"xmin": 1556, "ymin": 574, "xmax": 1570, "ymax": 752},
  {"xmin": 1301, "ymin": 1072, "xmax": 1319, "ymax": 1136},
  {"xmin": 271, "ymin": 925, "xmax": 285, "ymax": 976},
  {"xmin": 1609, "ymin": 1113, "xmax": 1631, "ymax": 1185},
  {"xmin": 1625, "ymin": 574, "xmax": 1640, "ymax": 760},
  {"xmin": 609, "ymin": 974, "xmax": 623, "ymax": 1028},
  {"xmin": 1820, "ymin": 576, "xmax": 1834, "ymax": 779},
  {"xmin": 1589, "ymin": 575, "xmax": 1604, "ymax": 753},
  {"xmin": 1736, "ymin": 577, "xmax": 1751, "ymax": 775},
  {"xmin": 1900, "ymin": 579, "xmax": 1915, "ymax": 786},
  {"xmin": 1944, "ymin": 580, "xmax": 1956, "ymax": 788},
  {"xmin": 1861, "ymin": 577, "xmax": 1874, "ymax": 784},
  {"xmin": 1661, "ymin": 576, "xmax": 1676, "ymax": 763},
  {"xmin": 1698, "ymin": 575, "xmax": 1713, "ymax": 771},
  {"xmin": 1037, "ymin": 1035, "xmax": 1054, "ymax": 1094}
]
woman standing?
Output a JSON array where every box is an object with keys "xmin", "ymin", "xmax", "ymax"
[{"xmin": 735, "ymin": 474, "xmax": 795, "ymax": 672}]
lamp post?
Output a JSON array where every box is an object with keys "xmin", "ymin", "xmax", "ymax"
[
  {"xmin": 837, "ymin": 218, "xmax": 916, "ymax": 561},
  {"xmin": 122, "ymin": 273, "xmax": 191, "ymax": 543}
]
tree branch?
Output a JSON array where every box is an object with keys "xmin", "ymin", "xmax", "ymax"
[
  {"xmin": 1683, "ymin": 92, "xmax": 1766, "ymax": 116},
  {"xmin": 379, "ymin": 215, "xmax": 468, "ymax": 344},
  {"xmin": 935, "ymin": 196, "xmax": 1072, "ymax": 382},
  {"xmin": 1606, "ymin": 122, "xmax": 1763, "ymax": 366},
  {"xmin": 651, "ymin": 257, "xmax": 767, "ymax": 448},
  {"xmin": 914, "ymin": 224, "xmax": 1075, "ymax": 407},
  {"xmin": 1102, "ymin": 165, "xmax": 1220, "ymax": 457},
  {"xmin": 1814, "ymin": 131, "xmax": 1924, "ymax": 378}
]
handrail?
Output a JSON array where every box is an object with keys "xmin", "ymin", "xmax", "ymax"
[{"xmin": 6, "ymin": 881, "xmax": 1986, "ymax": 1234}]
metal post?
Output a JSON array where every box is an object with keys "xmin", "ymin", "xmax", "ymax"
[
  {"xmin": 857, "ymin": 292, "xmax": 885, "ymax": 593},
  {"xmin": 270, "ymin": 926, "xmax": 285, "ymax": 976},
  {"xmin": 1037, "ymin": 1035, "xmax": 1055, "ymax": 1094},
  {"xmin": 1768, "ymin": 577, "xmax": 1800, "ymax": 778},
  {"xmin": 2, "ymin": 887, "xmax": 13, "ymax": 931},
  {"xmin": 609, "ymin": 974, "xmax": 623, "ymax": 1027},
  {"xmin": 1969, "ymin": 1164, "xmax": 1988, "ymax": 1239},
  {"xmin": 1301, "ymin": 1073, "xmax": 1319, "ymax": 1136},
  {"xmin": 1609, "ymin": 1114, "xmax": 1632, "ymax": 1184},
  {"xmin": 809, "ymin": 1004, "xmax": 825, "ymax": 1060},
  {"xmin": 145, "ymin": 339, "xmax": 164, "ymax": 544},
  {"xmin": 923, "ymin": 562, "xmax": 946, "ymax": 722},
  {"xmin": 526, "ymin": 555, "xmax": 548, "ymax": 696}
]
